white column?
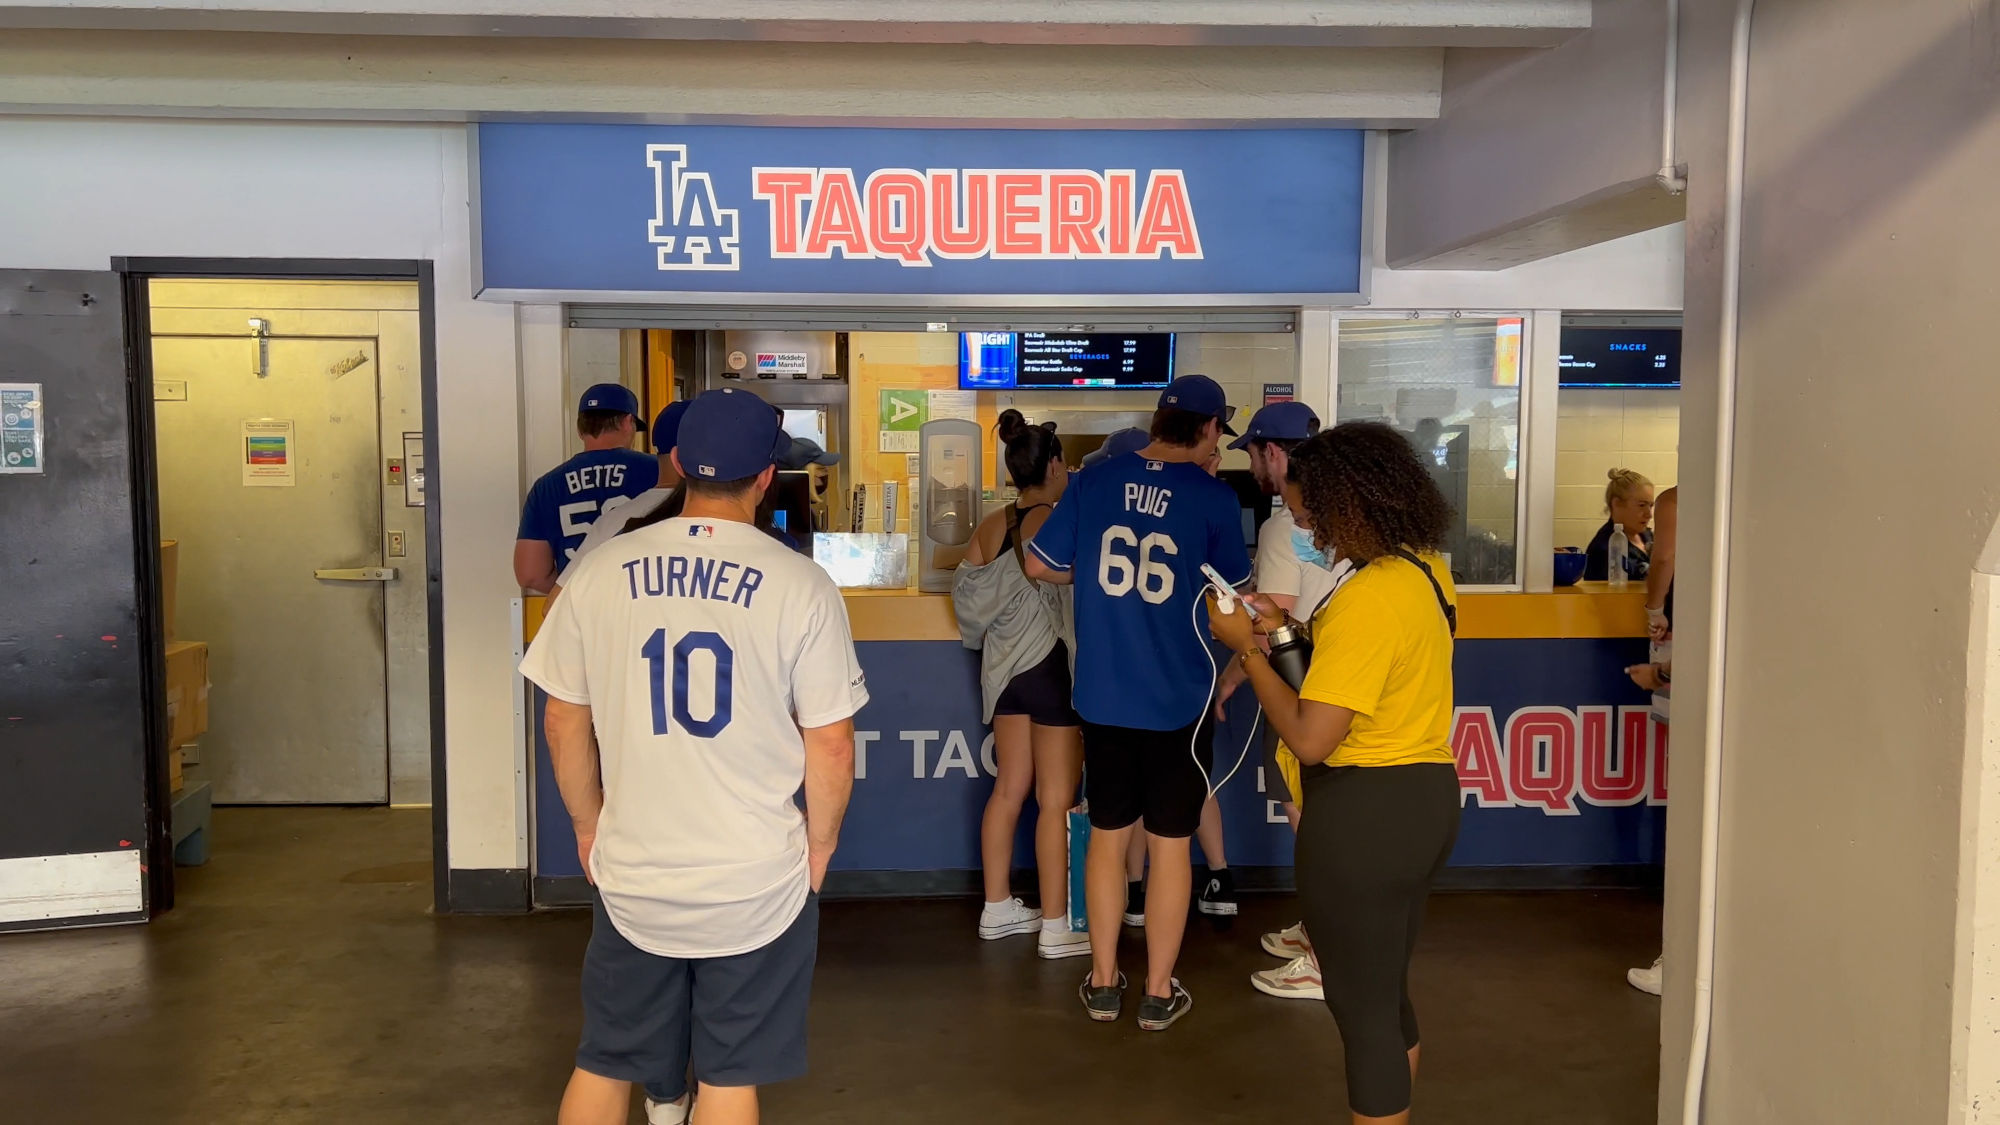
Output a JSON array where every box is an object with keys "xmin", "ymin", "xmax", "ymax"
[
  {"xmin": 1296, "ymin": 306, "xmax": 1337, "ymax": 421},
  {"xmin": 1519, "ymin": 310, "xmax": 1562, "ymax": 592}
]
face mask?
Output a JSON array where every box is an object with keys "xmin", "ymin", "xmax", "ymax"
[{"xmin": 1291, "ymin": 526, "xmax": 1333, "ymax": 570}]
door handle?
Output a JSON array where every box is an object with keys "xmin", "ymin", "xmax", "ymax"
[{"xmin": 314, "ymin": 567, "xmax": 398, "ymax": 582}]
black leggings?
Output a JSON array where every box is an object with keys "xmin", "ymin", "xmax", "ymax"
[{"xmin": 1296, "ymin": 762, "xmax": 1461, "ymax": 1118}]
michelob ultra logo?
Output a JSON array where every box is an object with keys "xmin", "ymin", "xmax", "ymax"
[{"xmin": 648, "ymin": 142, "xmax": 1203, "ymax": 272}]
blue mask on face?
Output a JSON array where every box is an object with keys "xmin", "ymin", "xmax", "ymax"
[{"xmin": 1291, "ymin": 526, "xmax": 1332, "ymax": 570}]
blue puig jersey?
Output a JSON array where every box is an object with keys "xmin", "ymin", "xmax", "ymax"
[
  {"xmin": 518, "ymin": 448, "xmax": 660, "ymax": 564},
  {"xmin": 1028, "ymin": 453, "xmax": 1252, "ymax": 730}
]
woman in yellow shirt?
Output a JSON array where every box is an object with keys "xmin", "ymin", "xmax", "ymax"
[{"xmin": 1209, "ymin": 421, "xmax": 1461, "ymax": 1125}]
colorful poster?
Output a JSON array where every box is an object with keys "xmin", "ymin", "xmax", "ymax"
[
  {"xmin": 241, "ymin": 419, "xmax": 297, "ymax": 487},
  {"xmin": 0, "ymin": 383, "xmax": 44, "ymax": 475}
]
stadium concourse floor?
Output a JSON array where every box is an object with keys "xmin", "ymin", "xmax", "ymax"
[{"xmin": 0, "ymin": 808, "xmax": 1662, "ymax": 1124}]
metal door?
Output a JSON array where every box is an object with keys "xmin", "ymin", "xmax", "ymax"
[
  {"xmin": 0, "ymin": 270, "xmax": 154, "ymax": 930},
  {"xmin": 152, "ymin": 335, "xmax": 389, "ymax": 804}
]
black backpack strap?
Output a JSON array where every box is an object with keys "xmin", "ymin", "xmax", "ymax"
[{"xmin": 1391, "ymin": 548, "xmax": 1458, "ymax": 637}]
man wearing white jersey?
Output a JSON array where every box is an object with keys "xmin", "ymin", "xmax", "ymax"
[{"xmin": 521, "ymin": 387, "xmax": 868, "ymax": 1125}]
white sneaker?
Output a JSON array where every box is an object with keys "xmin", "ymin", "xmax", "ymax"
[
  {"xmin": 1261, "ymin": 921, "xmax": 1311, "ymax": 959},
  {"xmin": 978, "ymin": 897, "xmax": 1041, "ymax": 939},
  {"xmin": 1251, "ymin": 953, "xmax": 1325, "ymax": 1001},
  {"xmin": 1037, "ymin": 926, "xmax": 1093, "ymax": 960},
  {"xmin": 1627, "ymin": 956, "xmax": 1663, "ymax": 996},
  {"xmin": 645, "ymin": 1096, "xmax": 690, "ymax": 1125}
]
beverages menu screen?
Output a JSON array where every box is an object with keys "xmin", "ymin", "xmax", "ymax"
[{"xmin": 958, "ymin": 332, "xmax": 1175, "ymax": 390}]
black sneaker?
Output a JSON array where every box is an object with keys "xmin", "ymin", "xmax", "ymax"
[
  {"xmin": 1197, "ymin": 868, "xmax": 1238, "ymax": 917},
  {"xmin": 1123, "ymin": 880, "xmax": 1146, "ymax": 927},
  {"xmin": 1137, "ymin": 979, "xmax": 1193, "ymax": 1031},
  {"xmin": 1080, "ymin": 972, "xmax": 1127, "ymax": 1023}
]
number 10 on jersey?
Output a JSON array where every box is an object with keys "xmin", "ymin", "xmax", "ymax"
[
  {"xmin": 641, "ymin": 628, "xmax": 735, "ymax": 737},
  {"xmin": 1098, "ymin": 526, "xmax": 1178, "ymax": 604}
]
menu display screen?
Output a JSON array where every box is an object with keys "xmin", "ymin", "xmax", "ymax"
[
  {"xmin": 958, "ymin": 332, "xmax": 1175, "ymax": 390},
  {"xmin": 1558, "ymin": 327, "xmax": 1681, "ymax": 388}
]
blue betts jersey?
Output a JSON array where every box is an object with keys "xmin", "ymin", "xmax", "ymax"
[
  {"xmin": 517, "ymin": 448, "xmax": 660, "ymax": 564},
  {"xmin": 1028, "ymin": 453, "xmax": 1252, "ymax": 730}
]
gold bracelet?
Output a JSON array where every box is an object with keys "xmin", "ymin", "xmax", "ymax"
[{"xmin": 1238, "ymin": 649, "xmax": 1263, "ymax": 670}]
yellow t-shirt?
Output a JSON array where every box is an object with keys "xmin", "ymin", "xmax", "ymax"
[{"xmin": 1296, "ymin": 551, "xmax": 1458, "ymax": 770}]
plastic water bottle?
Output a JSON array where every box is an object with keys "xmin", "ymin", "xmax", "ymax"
[{"xmin": 1607, "ymin": 526, "xmax": 1630, "ymax": 588}]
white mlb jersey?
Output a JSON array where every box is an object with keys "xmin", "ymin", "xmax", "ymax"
[{"xmin": 520, "ymin": 516, "xmax": 869, "ymax": 959}]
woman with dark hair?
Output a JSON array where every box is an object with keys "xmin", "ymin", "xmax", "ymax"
[
  {"xmin": 952, "ymin": 409, "xmax": 1088, "ymax": 959},
  {"xmin": 1208, "ymin": 421, "xmax": 1462, "ymax": 1124}
]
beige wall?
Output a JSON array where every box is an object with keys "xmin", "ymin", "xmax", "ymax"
[
  {"xmin": 1553, "ymin": 388, "xmax": 1678, "ymax": 550},
  {"xmin": 1663, "ymin": 0, "xmax": 2000, "ymax": 1120}
]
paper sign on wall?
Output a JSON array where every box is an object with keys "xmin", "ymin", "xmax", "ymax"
[
  {"xmin": 241, "ymin": 419, "xmax": 296, "ymax": 487},
  {"xmin": 1263, "ymin": 383, "xmax": 1295, "ymax": 405},
  {"xmin": 927, "ymin": 389, "xmax": 977, "ymax": 422},
  {"xmin": 0, "ymin": 383, "xmax": 45, "ymax": 475}
]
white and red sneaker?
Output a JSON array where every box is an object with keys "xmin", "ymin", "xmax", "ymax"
[
  {"xmin": 1260, "ymin": 921, "xmax": 1311, "ymax": 960},
  {"xmin": 1251, "ymin": 953, "xmax": 1324, "ymax": 1001}
]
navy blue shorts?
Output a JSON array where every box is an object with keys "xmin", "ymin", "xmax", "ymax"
[{"xmin": 577, "ymin": 892, "xmax": 819, "ymax": 1100}]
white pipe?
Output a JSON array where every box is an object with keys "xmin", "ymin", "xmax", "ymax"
[
  {"xmin": 1682, "ymin": 1, "xmax": 1756, "ymax": 1121},
  {"xmin": 1658, "ymin": 0, "xmax": 1687, "ymax": 192}
]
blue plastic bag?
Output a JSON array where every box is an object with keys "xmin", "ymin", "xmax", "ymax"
[{"xmin": 1067, "ymin": 803, "xmax": 1091, "ymax": 933}]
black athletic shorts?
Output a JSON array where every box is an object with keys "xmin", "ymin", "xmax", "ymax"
[
  {"xmin": 993, "ymin": 640, "xmax": 1081, "ymax": 728},
  {"xmin": 1082, "ymin": 713, "xmax": 1214, "ymax": 838},
  {"xmin": 577, "ymin": 892, "xmax": 818, "ymax": 1100}
]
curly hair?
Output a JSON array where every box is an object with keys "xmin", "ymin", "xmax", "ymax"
[{"xmin": 1286, "ymin": 421, "xmax": 1454, "ymax": 563}]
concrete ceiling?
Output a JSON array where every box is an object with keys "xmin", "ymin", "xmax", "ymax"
[{"xmin": 0, "ymin": 0, "xmax": 1593, "ymax": 47}]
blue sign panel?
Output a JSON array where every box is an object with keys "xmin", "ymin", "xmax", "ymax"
[
  {"xmin": 476, "ymin": 124, "xmax": 1364, "ymax": 297},
  {"xmin": 534, "ymin": 636, "xmax": 1666, "ymax": 881}
]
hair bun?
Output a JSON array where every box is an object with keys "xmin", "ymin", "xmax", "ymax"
[{"xmin": 996, "ymin": 408, "xmax": 1028, "ymax": 442}]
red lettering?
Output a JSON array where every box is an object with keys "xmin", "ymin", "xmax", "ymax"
[
  {"xmin": 1452, "ymin": 708, "xmax": 1510, "ymax": 808},
  {"xmin": 1580, "ymin": 706, "xmax": 1650, "ymax": 807},
  {"xmin": 1133, "ymin": 171, "xmax": 1202, "ymax": 259},
  {"xmin": 1507, "ymin": 707, "xmax": 1579, "ymax": 814},
  {"xmin": 1650, "ymin": 717, "xmax": 1670, "ymax": 804},
  {"xmin": 1106, "ymin": 170, "xmax": 1135, "ymax": 256},
  {"xmin": 993, "ymin": 173, "xmax": 1043, "ymax": 257},
  {"xmin": 1048, "ymin": 172, "xmax": 1106, "ymax": 257},
  {"xmin": 930, "ymin": 170, "xmax": 990, "ymax": 258},
  {"xmin": 865, "ymin": 170, "xmax": 929, "ymax": 266},
  {"xmin": 752, "ymin": 169, "xmax": 816, "ymax": 256},
  {"xmin": 803, "ymin": 171, "xmax": 869, "ymax": 258}
]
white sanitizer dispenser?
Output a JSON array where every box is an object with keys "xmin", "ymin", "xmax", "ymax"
[{"xmin": 919, "ymin": 418, "xmax": 982, "ymax": 592}]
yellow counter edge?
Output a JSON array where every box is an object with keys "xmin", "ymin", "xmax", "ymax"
[{"xmin": 523, "ymin": 585, "xmax": 1646, "ymax": 646}]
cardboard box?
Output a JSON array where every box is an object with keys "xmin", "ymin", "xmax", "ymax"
[
  {"xmin": 169, "ymin": 746, "xmax": 184, "ymax": 792},
  {"xmin": 160, "ymin": 539, "xmax": 180, "ymax": 642},
  {"xmin": 165, "ymin": 640, "xmax": 209, "ymax": 749}
]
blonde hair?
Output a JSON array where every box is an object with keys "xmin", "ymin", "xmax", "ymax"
[{"xmin": 1605, "ymin": 468, "xmax": 1653, "ymax": 513}]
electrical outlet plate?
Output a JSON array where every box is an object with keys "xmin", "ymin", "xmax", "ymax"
[{"xmin": 180, "ymin": 741, "xmax": 200, "ymax": 766}]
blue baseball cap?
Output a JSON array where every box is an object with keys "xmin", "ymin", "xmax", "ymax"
[
  {"xmin": 675, "ymin": 388, "xmax": 790, "ymax": 482},
  {"xmin": 579, "ymin": 383, "xmax": 645, "ymax": 430},
  {"xmin": 1228, "ymin": 401, "xmax": 1321, "ymax": 450},
  {"xmin": 1081, "ymin": 427, "xmax": 1152, "ymax": 468},
  {"xmin": 652, "ymin": 401, "xmax": 691, "ymax": 454},
  {"xmin": 1158, "ymin": 374, "xmax": 1238, "ymax": 435}
]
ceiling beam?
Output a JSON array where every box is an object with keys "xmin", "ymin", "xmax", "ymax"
[
  {"xmin": 0, "ymin": 30, "xmax": 1444, "ymax": 126},
  {"xmin": 0, "ymin": 0, "xmax": 1591, "ymax": 47}
]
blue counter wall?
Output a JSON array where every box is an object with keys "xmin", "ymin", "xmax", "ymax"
[{"xmin": 532, "ymin": 636, "xmax": 1667, "ymax": 890}]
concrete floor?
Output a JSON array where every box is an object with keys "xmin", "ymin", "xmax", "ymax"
[{"xmin": 0, "ymin": 808, "xmax": 1663, "ymax": 1123}]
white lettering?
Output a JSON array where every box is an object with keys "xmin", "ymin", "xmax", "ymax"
[
  {"xmin": 852, "ymin": 730, "xmax": 879, "ymax": 780},
  {"xmin": 933, "ymin": 730, "xmax": 979, "ymax": 779},
  {"xmin": 902, "ymin": 729, "xmax": 940, "ymax": 779}
]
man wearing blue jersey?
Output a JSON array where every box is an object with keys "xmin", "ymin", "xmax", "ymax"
[
  {"xmin": 515, "ymin": 384, "xmax": 661, "ymax": 594},
  {"xmin": 1025, "ymin": 374, "xmax": 1252, "ymax": 1032}
]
